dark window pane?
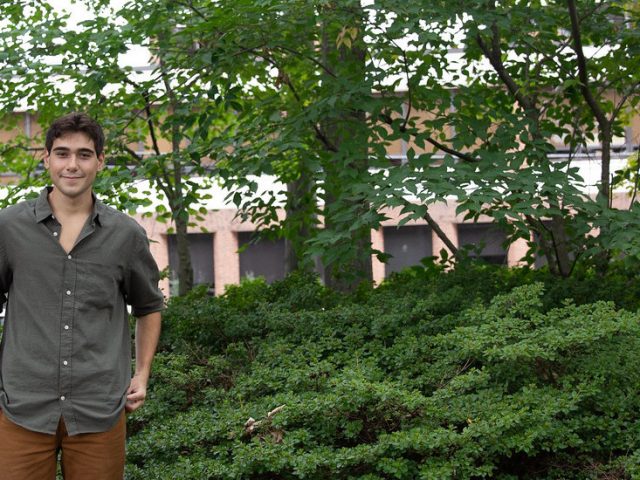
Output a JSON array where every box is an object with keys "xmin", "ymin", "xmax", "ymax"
[
  {"xmin": 238, "ymin": 232, "xmax": 285, "ymax": 283},
  {"xmin": 167, "ymin": 233, "xmax": 214, "ymax": 294},
  {"xmin": 383, "ymin": 225, "xmax": 433, "ymax": 276},
  {"xmin": 457, "ymin": 223, "xmax": 507, "ymax": 265}
]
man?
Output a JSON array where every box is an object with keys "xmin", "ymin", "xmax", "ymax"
[{"xmin": 0, "ymin": 112, "xmax": 164, "ymax": 479}]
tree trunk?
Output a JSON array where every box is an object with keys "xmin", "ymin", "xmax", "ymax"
[
  {"xmin": 174, "ymin": 211, "xmax": 194, "ymax": 296},
  {"xmin": 599, "ymin": 122, "xmax": 612, "ymax": 205},
  {"xmin": 283, "ymin": 238, "xmax": 298, "ymax": 275},
  {"xmin": 284, "ymin": 174, "xmax": 316, "ymax": 275},
  {"xmin": 548, "ymin": 216, "xmax": 573, "ymax": 277},
  {"xmin": 284, "ymin": 180, "xmax": 301, "ymax": 275},
  {"xmin": 320, "ymin": 5, "xmax": 372, "ymax": 292},
  {"xmin": 170, "ymin": 154, "xmax": 195, "ymax": 295},
  {"xmin": 594, "ymin": 122, "xmax": 613, "ymax": 275},
  {"xmin": 526, "ymin": 215, "xmax": 573, "ymax": 277},
  {"xmin": 161, "ymin": 63, "xmax": 195, "ymax": 296}
]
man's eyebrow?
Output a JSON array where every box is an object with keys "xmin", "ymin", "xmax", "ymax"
[{"xmin": 52, "ymin": 147, "xmax": 96, "ymax": 154}]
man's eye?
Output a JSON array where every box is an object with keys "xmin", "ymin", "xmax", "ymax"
[
  {"xmin": 80, "ymin": 153, "xmax": 92, "ymax": 159},
  {"xmin": 57, "ymin": 152, "xmax": 69, "ymax": 158}
]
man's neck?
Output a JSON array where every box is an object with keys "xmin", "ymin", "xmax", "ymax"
[{"xmin": 48, "ymin": 188, "xmax": 94, "ymax": 218}]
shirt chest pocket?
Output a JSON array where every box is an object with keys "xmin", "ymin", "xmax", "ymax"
[{"xmin": 76, "ymin": 261, "xmax": 123, "ymax": 311}]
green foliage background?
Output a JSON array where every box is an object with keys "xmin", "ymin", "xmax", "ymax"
[
  {"xmin": 125, "ymin": 264, "xmax": 640, "ymax": 479},
  {"xmin": 2, "ymin": 0, "xmax": 639, "ymax": 286}
]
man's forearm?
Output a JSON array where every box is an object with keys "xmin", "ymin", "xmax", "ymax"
[{"xmin": 133, "ymin": 311, "xmax": 162, "ymax": 382}]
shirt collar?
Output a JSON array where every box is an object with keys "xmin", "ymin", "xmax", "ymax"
[{"xmin": 35, "ymin": 187, "xmax": 103, "ymax": 226}]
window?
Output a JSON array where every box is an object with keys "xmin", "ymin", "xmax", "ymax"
[
  {"xmin": 457, "ymin": 223, "xmax": 507, "ymax": 264},
  {"xmin": 383, "ymin": 225, "xmax": 433, "ymax": 276},
  {"xmin": 167, "ymin": 233, "xmax": 214, "ymax": 295},
  {"xmin": 238, "ymin": 232, "xmax": 285, "ymax": 283}
]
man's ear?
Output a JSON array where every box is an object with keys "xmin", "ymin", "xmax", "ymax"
[
  {"xmin": 97, "ymin": 153, "xmax": 105, "ymax": 171},
  {"xmin": 43, "ymin": 150, "xmax": 50, "ymax": 170}
]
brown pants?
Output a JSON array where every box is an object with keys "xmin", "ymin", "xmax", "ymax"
[{"xmin": 0, "ymin": 410, "xmax": 126, "ymax": 480}]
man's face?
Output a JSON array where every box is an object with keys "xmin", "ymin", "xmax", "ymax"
[{"xmin": 44, "ymin": 132, "xmax": 105, "ymax": 200}]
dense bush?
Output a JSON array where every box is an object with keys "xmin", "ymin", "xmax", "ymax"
[{"xmin": 126, "ymin": 264, "xmax": 640, "ymax": 479}]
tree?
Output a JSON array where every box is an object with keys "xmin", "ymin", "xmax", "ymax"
[
  {"xmin": 1, "ymin": 0, "xmax": 638, "ymax": 291},
  {"xmin": 217, "ymin": 0, "xmax": 380, "ymax": 290},
  {"xmin": 363, "ymin": 0, "xmax": 640, "ymax": 275},
  {"xmin": 176, "ymin": 1, "xmax": 637, "ymax": 276},
  {"xmin": 128, "ymin": 0, "xmax": 423, "ymax": 290},
  {"xmin": 447, "ymin": 0, "xmax": 640, "ymax": 274},
  {"xmin": 108, "ymin": 0, "xmax": 640, "ymax": 282},
  {"xmin": 0, "ymin": 0, "xmax": 234, "ymax": 295}
]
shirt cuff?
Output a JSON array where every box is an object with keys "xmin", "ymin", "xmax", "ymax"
[{"xmin": 131, "ymin": 304, "xmax": 165, "ymax": 317}]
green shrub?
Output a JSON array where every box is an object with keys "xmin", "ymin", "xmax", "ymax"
[{"xmin": 127, "ymin": 267, "xmax": 640, "ymax": 479}]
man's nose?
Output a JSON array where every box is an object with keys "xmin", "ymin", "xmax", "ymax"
[{"xmin": 65, "ymin": 155, "xmax": 80, "ymax": 169}]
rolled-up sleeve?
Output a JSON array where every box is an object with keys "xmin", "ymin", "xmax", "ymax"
[{"xmin": 124, "ymin": 229, "xmax": 164, "ymax": 317}]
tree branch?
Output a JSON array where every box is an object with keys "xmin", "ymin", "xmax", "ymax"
[
  {"xmin": 159, "ymin": 61, "xmax": 183, "ymax": 209},
  {"xmin": 377, "ymin": 113, "xmax": 478, "ymax": 163},
  {"xmin": 476, "ymin": 31, "xmax": 536, "ymax": 112},
  {"xmin": 267, "ymin": 57, "xmax": 339, "ymax": 153},
  {"xmin": 525, "ymin": 214, "xmax": 559, "ymax": 275},
  {"xmin": 143, "ymin": 90, "xmax": 163, "ymax": 157},
  {"xmin": 173, "ymin": 0, "xmax": 207, "ymax": 21},
  {"xmin": 520, "ymin": 36, "xmax": 575, "ymax": 78},
  {"xmin": 281, "ymin": 76, "xmax": 338, "ymax": 153},
  {"xmin": 399, "ymin": 49, "xmax": 412, "ymax": 132},
  {"xmin": 425, "ymin": 137, "xmax": 479, "ymax": 163},
  {"xmin": 567, "ymin": 0, "xmax": 615, "ymax": 201},
  {"xmin": 272, "ymin": 45, "xmax": 337, "ymax": 78},
  {"xmin": 423, "ymin": 210, "xmax": 458, "ymax": 256},
  {"xmin": 121, "ymin": 144, "xmax": 143, "ymax": 162},
  {"xmin": 629, "ymin": 153, "xmax": 640, "ymax": 210},
  {"xmin": 567, "ymin": 0, "xmax": 608, "ymax": 127},
  {"xmin": 612, "ymin": 79, "xmax": 640, "ymax": 122}
]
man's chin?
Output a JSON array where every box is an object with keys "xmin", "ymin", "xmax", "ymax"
[{"xmin": 52, "ymin": 185, "xmax": 91, "ymax": 200}]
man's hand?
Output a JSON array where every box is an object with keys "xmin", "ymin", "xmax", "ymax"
[
  {"xmin": 125, "ymin": 375, "xmax": 148, "ymax": 413},
  {"xmin": 127, "ymin": 311, "xmax": 161, "ymax": 413}
]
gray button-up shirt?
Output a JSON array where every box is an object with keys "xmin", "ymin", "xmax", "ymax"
[{"xmin": 0, "ymin": 187, "xmax": 164, "ymax": 435}]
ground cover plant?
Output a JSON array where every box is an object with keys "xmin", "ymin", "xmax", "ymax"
[{"xmin": 125, "ymin": 264, "xmax": 640, "ymax": 479}]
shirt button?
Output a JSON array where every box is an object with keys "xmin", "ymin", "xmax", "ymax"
[
  {"xmin": 64, "ymin": 325, "xmax": 70, "ymax": 330},
  {"xmin": 66, "ymin": 290, "xmax": 72, "ymax": 296},
  {"xmin": 67, "ymin": 255, "xmax": 72, "ymax": 260},
  {"xmin": 53, "ymin": 232, "xmax": 59, "ymax": 237},
  {"xmin": 63, "ymin": 360, "xmax": 68, "ymax": 366},
  {"xmin": 60, "ymin": 396, "xmax": 66, "ymax": 401}
]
